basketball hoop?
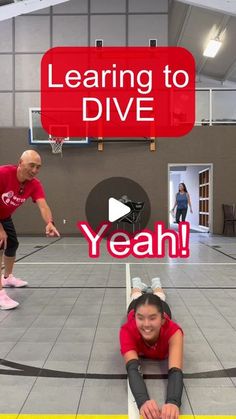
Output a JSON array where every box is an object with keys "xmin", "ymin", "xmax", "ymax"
[{"xmin": 48, "ymin": 135, "xmax": 69, "ymax": 156}]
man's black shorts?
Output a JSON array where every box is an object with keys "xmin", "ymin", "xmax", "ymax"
[{"xmin": 0, "ymin": 217, "xmax": 19, "ymax": 257}]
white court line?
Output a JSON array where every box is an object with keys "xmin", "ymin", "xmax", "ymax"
[
  {"xmin": 125, "ymin": 263, "xmax": 131, "ymax": 311},
  {"xmin": 20, "ymin": 243, "xmax": 89, "ymax": 246},
  {"xmin": 20, "ymin": 243, "xmax": 210, "ymax": 245},
  {"xmin": 125, "ymin": 263, "xmax": 140, "ymax": 419},
  {"xmin": 16, "ymin": 262, "xmax": 236, "ymax": 265}
]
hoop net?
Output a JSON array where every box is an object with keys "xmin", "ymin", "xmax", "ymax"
[{"xmin": 48, "ymin": 136, "xmax": 69, "ymax": 155}]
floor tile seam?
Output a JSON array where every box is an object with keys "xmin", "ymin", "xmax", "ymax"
[
  {"xmin": 0, "ymin": 310, "xmax": 12, "ymax": 325},
  {"xmin": 16, "ymin": 286, "xmax": 85, "ymax": 415},
  {"xmin": 175, "ymin": 288, "xmax": 209, "ymax": 336},
  {"xmin": 14, "ymin": 238, "xmax": 62, "ymax": 264},
  {"xmin": 225, "ymin": 288, "xmax": 236, "ymax": 299},
  {"xmin": 172, "ymin": 272, "xmax": 202, "ymax": 287},
  {"xmin": 174, "ymin": 292, "xmax": 220, "ymax": 418},
  {"xmin": 35, "ymin": 285, "xmax": 85, "ymax": 361},
  {"xmin": 15, "ymin": 375, "xmax": 40, "ymax": 418},
  {"xmin": 179, "ymin": 289, "xmax": 236, "ymax": 388},
  {"xmin": 89, "ymin": 264, "xmax": 111, "ymax": 275},
  {"xmin": 17, "ymin": 242, "xmax": 213, "ymax": 245},
  {"xmin": 200, "ymin": 243, "xmax": 236, "ymax": 246},
  {"xmin": 15, "ymin": 262, "xmax": 236, "ymax": 265},
  {"xmin": 9, "ymin": 286, "xmax": 236, "ymax": 291},
  {"xmin": 183, "ymin": 383, "xmax": 195, "ymax": 416},
  {"xmin": 76, "ymin": 264, "xmax": 113, "ymax": 414},
  {"xmin": 25, "ymin": 243, "xmax": 90, "ymax": 246},
  {"xmin": 200, "ymin": 289, "xmax": 236, "ymax": 331},
  {"xmin": 58, "ymin": 273, "xmax": 89, "ymax": 289},
  {"xmin": 201, "ymin": 266, "xmax": 236, "ymax": 288},
  {"xmin": 0, "ymin": 240, "xmax": 62, "ymax": 328},
  {"xmin": 195, "ymin": 291, "xmax": 236, "ymax": 388},
  {"xmin": 0, "ymin": 287, "xmax": 60, "ymax": 366},
  {"xmin": 192, "ymin": 324, "xmax": 236, "ymax": 389},
  {"xmin": 204, "ymin": 287, "xmax": 236, "ymax": 306},
  {"xmin": 201, "ymin": 243, "xmax": 236, "ymax": 261},
  {"xmin": 181, "ymin": 265, "xmax": 216, "ymax": 287}
]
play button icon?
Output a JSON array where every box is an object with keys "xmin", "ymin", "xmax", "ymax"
[
  {"xmin": 85, "ymin": 177, "xmax": 151, "ymax": 236},
  {"xmin": 108, "ymin": 197, "xmax": 131, "ymax": 222}
]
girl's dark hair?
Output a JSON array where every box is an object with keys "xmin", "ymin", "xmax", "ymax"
[
  {"xmin": 134, "ymin": 293, "xmax": 164, "ymax": 316},
  {"xmin": 179, "ymin": 182, "xmax": 187, "ymax": 193}
]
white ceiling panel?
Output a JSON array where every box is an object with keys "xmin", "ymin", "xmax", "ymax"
[
  {"xmin": 170, "ymin": 1, "xmax": 236, "ymax": 82},
  {"xmin": 0, "ymin": 0, "xmax": 70, "ymax": 21},
  {"xmin": 178, "ymin": 0, "xmax": 236, "ymax": 16}
]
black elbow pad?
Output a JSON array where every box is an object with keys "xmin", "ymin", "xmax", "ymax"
[
  {"xmin": 126, "ymin": 359, "xmax": 150, "ymax": 410},
  {"xmin": 166, "ymin": 367, "xmax": 183, "ymax": 407}
]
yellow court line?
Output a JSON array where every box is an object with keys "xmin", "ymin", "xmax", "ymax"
[{"xmin": 1, "ymin": 415, "xmax": 236, "ymax": 418}]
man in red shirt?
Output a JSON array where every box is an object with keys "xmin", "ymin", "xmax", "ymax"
[{"xmin": 0, "ymin": 150, "xmax": 60, "ymax": 310}]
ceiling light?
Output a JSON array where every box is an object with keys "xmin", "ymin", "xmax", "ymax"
[{"xmin": 203, "ymin": 39, "xmax": 222, "ymax": 58}]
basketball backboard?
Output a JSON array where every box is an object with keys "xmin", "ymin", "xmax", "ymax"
[{"xmin": 29, "ymin": 108, "xmax": 89, "ymax": 145}]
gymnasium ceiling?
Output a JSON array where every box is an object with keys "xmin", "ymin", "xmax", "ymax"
[
  {"xmin": 169, "ymin": 0, "xmax": 236, "ymax": 82},
  {"xmin": 0, "ymin": 0, "xmax": 69, "ymax": 19},
  {"xmin": 0, "ymin": 0, "xmax": 236, "ymax": 83}
]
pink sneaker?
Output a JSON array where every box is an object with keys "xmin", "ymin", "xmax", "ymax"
[
  {"xmin": 0, "ymin": 290, "xmax": 19, "ymax": 310},
  {"xmin": 2, "ymin": 274, "xmax": 28, "ymax": 288}
]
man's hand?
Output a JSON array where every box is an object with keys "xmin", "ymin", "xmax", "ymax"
[
  {"xmin": 140, "ymin": 399, "xmax": 161, "ymax": 419},
  {"xmin": 45, "ymin": 222, "xmax": 60, "ymax": 237},
  {"xmin": 0, "ymin": 228, "xmax": 7, "ymax": 249},
  {"xmin": 161, "ymin": 403, "xmax": 179, "ymax": 419}
]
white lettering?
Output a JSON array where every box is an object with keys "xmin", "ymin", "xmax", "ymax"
[
  {"xmin": 48, "ymin": 64, "xmax": 63, "ymax": 88},
  {"xmin": 65, "ymin": 70, "xmax": 81, "ymax": 88},
  {"xmin": 136, "ymin": 98, "xmax": 154, "ymax": 121},
  {"xmin": 83, "ymin": 98, "xmax": 102, "ymax": 121}
]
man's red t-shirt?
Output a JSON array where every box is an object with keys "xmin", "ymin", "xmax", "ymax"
[
  {"xmin": 0, "ymin": 165, "xmax": 45, "ymax": 219},
  {"xmin": 120, "ymin": 309, "xmax": 183, "ymax": 360}
]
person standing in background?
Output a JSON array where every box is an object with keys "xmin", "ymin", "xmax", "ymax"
[{"xmin": 172, "ymin": 183, "xmax": 193, "ymax": 223}]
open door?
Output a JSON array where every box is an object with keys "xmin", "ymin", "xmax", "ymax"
[{"xmin": 168, "ymin": 163, "xmax": 213, "ymax": 233}]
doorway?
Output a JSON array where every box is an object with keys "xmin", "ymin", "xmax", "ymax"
[{"xmin": 168, "ymin": 163, "xmax": 213, "ymax": 233}]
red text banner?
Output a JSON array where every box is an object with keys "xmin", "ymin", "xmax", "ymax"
[{"xmin": 41, "ymin": 47, "xmax": 195, "ymax": 138}]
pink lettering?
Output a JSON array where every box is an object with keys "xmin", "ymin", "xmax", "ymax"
[{"xmin": 77, "ymin": 221, "xmax": 190, "ymax": 259}]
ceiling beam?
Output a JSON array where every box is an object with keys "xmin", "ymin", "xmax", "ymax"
[
  {"xmin": 0, "ymin": 0, "xmax": 70, "ymax": 21},
  {"xmin": 175, "ymin": 4, "xmax": 192, "ymax": 45},
  {"xmin": 177, "ymin": 0, "xmax": 236, "ymax": 17}
]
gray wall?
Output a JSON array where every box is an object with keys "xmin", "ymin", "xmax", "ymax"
[
  {"xmin": 0, "ymin": 0, "xmax": 168, "ymax": 127},
  {"xmin": 0, "ymin": 126, "xmax": 235, "ymax": 235}
]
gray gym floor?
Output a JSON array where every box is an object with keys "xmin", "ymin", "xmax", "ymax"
[{"xmin": 0, "ymin": 233, "xmax": 236, "ymax": 417}]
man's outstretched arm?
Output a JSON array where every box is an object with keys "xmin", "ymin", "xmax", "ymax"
[{"xmin": 36, "ymin": 198, "xmax": 60, "ymax": 237}]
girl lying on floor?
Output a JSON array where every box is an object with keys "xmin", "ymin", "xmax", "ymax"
[{"xmin": 119, "ymin": 277, "xmax": 184, "ymax": 419}]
